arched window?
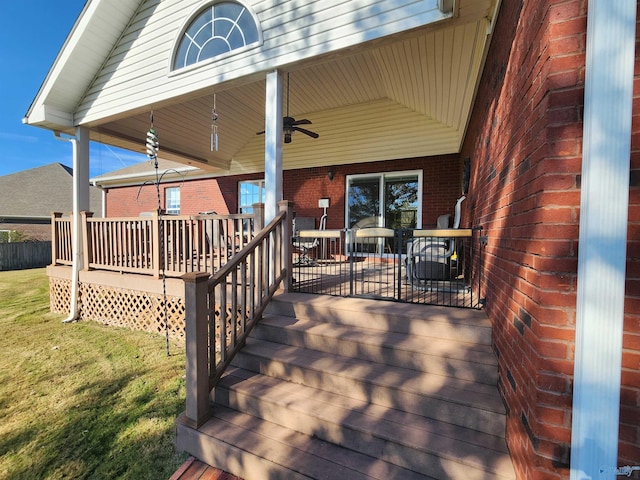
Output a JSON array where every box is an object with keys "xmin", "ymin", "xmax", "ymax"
[{"xmin": 173, "ymin": 1, "xmax": 260, "ymax": 70}]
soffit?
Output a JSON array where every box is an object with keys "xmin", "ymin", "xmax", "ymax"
[{"xmin": 94, "ymin": 14, "xmax": 492, "ymax": 172}]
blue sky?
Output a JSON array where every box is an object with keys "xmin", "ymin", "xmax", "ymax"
[{"xmin": 0, "ymin": 1, "xmax": 146, "ymax": 178}]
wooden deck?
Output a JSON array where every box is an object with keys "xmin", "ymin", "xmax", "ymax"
[
  {"xmin": 170, "ymin": 457, "xmax": 243, "ymax": 480},
  {"xmin": 174, "ymin": 293, "xmax": 515, "ymax": 480}
]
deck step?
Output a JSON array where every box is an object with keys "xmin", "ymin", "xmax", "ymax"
[
  {"xmin": 253, "ymin": 314, "xmax": 498, "ymax": 384},
  {"xmin": 266, "ymin": 293, "xmax": 493, "ymax": 345},
  {"xmin": 177, "ymin": 405, "xmax": 434, "ymax": 480},
  {"xmin": 230, "ymin": 337, "xmax": 505, "ymax": 436},
  {"xmin": 176, "ymin": 294, "xmax": 515, "ymax": 479},
  {"xmin": 214, "ymin": 367, "xmax": 515, "ymax": 479}
]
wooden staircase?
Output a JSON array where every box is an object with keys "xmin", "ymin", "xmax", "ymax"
[{"xmin": 175, "ymin": 293, "xmax": 516, "ymax": 479}]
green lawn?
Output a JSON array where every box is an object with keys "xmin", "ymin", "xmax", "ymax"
[{"xmin": 0, "ymin": 269, "xmax": 189, "ymax": 479}]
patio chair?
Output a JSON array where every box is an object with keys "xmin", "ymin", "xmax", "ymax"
[
  {"xmin": 349, "ymin": 216, "xmax": 384, "ymax": 253},
  {"xmin": 293, "ymin": 214, "xmax": 327, "ymax": 265},
  {"xmin": 407, "ymin": 196, "xmax": 465, "ymax": 285}
]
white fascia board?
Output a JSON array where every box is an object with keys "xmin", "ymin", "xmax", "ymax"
[
  {"xmin": 25, "ymin": 0, "xmax": 141, "ymax": 128},
  {"xmin": 23, "ymin": 104, "xmax": 75, "ymax": 129},
  {"xmin": 91, "ymin": 166, "xmax": 215, "ymax": 188},
  {"xmin": 24, "ymin": 1, "xmax": 96, "ymax": 125}
]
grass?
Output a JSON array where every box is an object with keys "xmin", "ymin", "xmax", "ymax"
[{"xmin": 0, "ymin": 269, "xmax": 189, "ymax": 479}]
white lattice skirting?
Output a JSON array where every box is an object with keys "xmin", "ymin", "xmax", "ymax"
[{"xmin": 49, "ymin": 275, "xmax": 185, "ymax": 339}]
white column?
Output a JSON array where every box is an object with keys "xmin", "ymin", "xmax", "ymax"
[
  {"xmin": 264, "ymin": 70, "xmax": 283, "ymax": 223},
  {"xmin": 74, "ymin": 126, "xmax": 91, "ymax": 214},
  {"xmin": 64, "ymin": 125, "xmax": 91, "ymax": 322},
  {"xmin": 570, "ymin": 1, "xmax": 635, "ymax": 479},
  {"xmin": 72, "ymin": 125, "xmax": 90, "ymax": 273}
]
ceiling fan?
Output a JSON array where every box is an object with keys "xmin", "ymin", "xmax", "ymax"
[{"xmin": 257, "ymin": 73, "xmax": 319, "ymax": 144}]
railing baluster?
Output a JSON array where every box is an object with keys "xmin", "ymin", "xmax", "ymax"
[
  {"xmin": 219, "ymin": 280, "xmax": 227, "ymax": 365},
  {"xmin": 231, "ymin": 267, "xmax": 237, "ymax": 349},
  {"xmin": 249, "ymin": 249, "xmax": 256, "ymax": 320},
  {"xmin": 241, "ymin": 259, "xmax": 247, "ymax": 337}
]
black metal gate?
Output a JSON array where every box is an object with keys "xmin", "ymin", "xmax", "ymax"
[{"xmin": 291, "ymin": 227, "xmax": 483, "ymax": 309}]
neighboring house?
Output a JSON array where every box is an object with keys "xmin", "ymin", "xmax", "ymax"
[
  {"xmin": 0, "ymin": 163, "xmax": 102, "ymax": 241},
  {"xmin": 91, "ymin": 159, "xmax": 232, "ymax": 216},
  {"xmin": 23, "ymin": 1, "xmax": 639, "ymax": 479}
]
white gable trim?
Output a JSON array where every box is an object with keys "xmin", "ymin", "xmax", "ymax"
[{"xmin": 24, "ymin": 0, "xmax": 144, "ymax": 130}]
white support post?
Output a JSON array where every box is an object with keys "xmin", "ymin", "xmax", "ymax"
[
  {"xmin": 75, "ymin": 126, "xmax": 90, "ymax": 215},
  {"xmin": 570, "ymin": 1, "xmax": 635, "ymax": 479},
  {"xmin": 264, "ymin": 70, "xmax": 283, "ymax": 223},
  {"xmin": 61, "ymin": 126, "xmax": 90, "ymax": 322}
]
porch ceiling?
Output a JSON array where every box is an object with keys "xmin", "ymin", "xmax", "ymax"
[{"xmin": 92, "ymin": 10, "xmax": 496, "ymax": 174}]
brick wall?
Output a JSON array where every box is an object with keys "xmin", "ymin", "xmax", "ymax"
[
  {"xmin": 105, "ymin": 177, "xmax": 232, "ymax": 216},
  {"xmin": 461, "ymin": 0, "xmax": 639, "ymax": 477},
  {"xmin": 283, "ymin": 156, "xmax": 461, "ymax": 230},
  {"xmin": 103, "ymin": 155, "xmax": 462, "ymax": 230},
  {"xmin": 623, "ymin": 4, "xmax": 640, "ymax": 464}
]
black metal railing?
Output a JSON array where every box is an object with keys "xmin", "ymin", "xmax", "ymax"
[{"xmin": 291, "ymin": 226, "xmax": 483, "ymax": 309}]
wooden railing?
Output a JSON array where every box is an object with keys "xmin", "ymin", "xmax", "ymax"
[
  {"xmin": 82, "ymin": 213, "xmax": 157, "ymax": 275},
  {"xmin": 51, "ymin": 213, "xmax": 73, "ymax": 265},
  {"xmin": 162, "ymin": 212, "xmax": 260, "ymax": 276},
  {"xmin": 51, "ymin": 207, "xmax": 264, "ymax": 277},
  {"xmin": 181, "ymin": 201, "xmax": 292, "ymax": 427}
]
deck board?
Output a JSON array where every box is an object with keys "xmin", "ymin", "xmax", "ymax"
[{"xmin": 170, "ymin": 457, "xmax": 243, "ymax": 480}]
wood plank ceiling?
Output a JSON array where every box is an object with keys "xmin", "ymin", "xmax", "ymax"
[{"xmin": 95, "ymin": 16, "xmax": 490, "ymax": 174}]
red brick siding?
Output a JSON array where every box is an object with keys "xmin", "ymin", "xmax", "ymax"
[
  {"xmin": 104, "ymin": 156, "xmax": 462, "ymax": 231},
  {"xmin": 461, "ymin": 0, "xmax": 640, "ymax": 477},
  {"xmin": 283, "ymin": 156, "xmax": 461, "ymax": 230},
  {"xmin": 624, "ymin": 8, "xmax": 640, "ymax": 467},
  {"xmin": 105, "ymin": 178, "xmax": 232, "ymax": 216}
]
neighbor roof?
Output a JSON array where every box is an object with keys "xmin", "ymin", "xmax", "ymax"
[
  {"xmin": 0, "ymin": 163, "xmax": 103, "ymax": 218},
  {"xmin": 91, "ymin": 158, "xmax": 212, "ymax": 188}
]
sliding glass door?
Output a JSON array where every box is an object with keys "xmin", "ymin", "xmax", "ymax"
[
  {"xmin": 346, "ymin": 171, "xmax": 421, "ymax": 253},
  {"xmin": 347, "ymin": 171, "xmax": 421, "ymax": 229}
]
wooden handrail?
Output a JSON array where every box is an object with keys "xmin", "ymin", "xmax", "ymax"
[
  {"xmin": 207, "ymin": 210, "xmax": 286, "ymax": 286},
  {"xmin": 182, "ymin": 201, "xmax": 292, "ymax": 427}
]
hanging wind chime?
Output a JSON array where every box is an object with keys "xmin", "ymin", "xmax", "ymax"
[
  {"xmin": 210, "ymin": 93, "xmax": 219, "ymax": 152},
  {"xmin": 146, "ymin": 113, "xmax": 160, "ymax": 164},
  {"xmin": 145, "ymin": 112, "xmax": 170, "ymax": 357}
]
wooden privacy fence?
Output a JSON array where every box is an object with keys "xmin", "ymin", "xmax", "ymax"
[
  {"xmin": 51, "ymin": 208, "xmax": 264, "ymax": 277},
  {"xmin": 0, "ymin": 241, "xmax": 52, "ymax": 271}
]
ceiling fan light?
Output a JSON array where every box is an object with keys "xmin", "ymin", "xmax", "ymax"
[{"xmin": 283, "ymin": 124, "xmax": 294, "ymax": 143}]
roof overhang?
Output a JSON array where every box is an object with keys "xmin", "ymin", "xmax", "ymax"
[
  {"xmin": 24, "ymin": 0, "xmax": 145, "ymax": 130},
  {"xmin": 24, "ymin": 0, "xmax": 502, "ymax": 174}
]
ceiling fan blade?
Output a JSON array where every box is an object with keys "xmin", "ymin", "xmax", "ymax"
[
  {"xmin": 256, "ymin": 130, "xmax": 265, "ymax": 135},
  {"xmin": 294, "ymin": 127, "xmax": 319, "ymax": 139},
  {"xmin": 292, "ymin": 118, "xmax": 312, "ymax": 126}
]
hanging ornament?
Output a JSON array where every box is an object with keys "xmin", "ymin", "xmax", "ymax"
[
  {"xmin": 146, "ymin": 111, "xmax": 159, "ymax": 162},
  {"xmin": 210, "ymin": 93, "xmax": 219, "ymax": 152}
]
